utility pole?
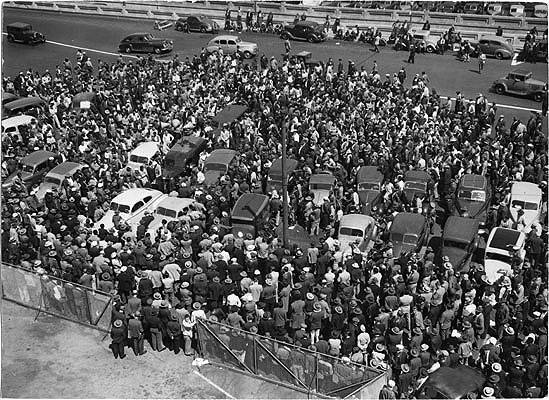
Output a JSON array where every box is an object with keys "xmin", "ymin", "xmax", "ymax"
[{"xmin": 281, "ymin": 115, "xmax": 289, "ymax": 248}]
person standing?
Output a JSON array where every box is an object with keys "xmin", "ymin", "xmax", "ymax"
[
  {"xmin": 478, "ymin": 50, "xmax": 487, "ymax": 74},
  {"xmin": 110, "ymin": 319, "xmax": 127, "ymax": 359},
  {"xmin": 407, "ymin": 45, "xmax": 416, "ymax": 64},
  {"xmin": 128, "ymin": 312, "xmax": 147, "ymax": 356},
  {"xmin": 284, "ymin": 37, "xmax": 291, "ymax": 56},
  {"xmin": 373, "ymin": 35, "xmax": 380, "ymax": 53}
]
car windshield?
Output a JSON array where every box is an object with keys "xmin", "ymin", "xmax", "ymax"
[
  {"xmin": 443, "ymin": 239, "xmax": 468, "ymax": 250},
  {"xmin": 359, "ymin": 182, "xmax": 379, "ymax": 191},
  {"xmin": 21, "ymin": 164, "xmax": 34, "ymax": 173},
  {"xmin": 339, "ymin": 227, "xmax": 364, "ymax": 237},
  {"xmin": 405, "ymin": 182, "xmax": 426, "ymax": 190},
  {"xmin": 144, "ymin": 34, "xmax": 153, "ymax": 41},
  {"xmin": 459, "ymin": 189, "xmax": 486, "ymax": 202},
  {"xmin": 44, "ymin": 176, "xmax": 61, "ymax": 185},
  {"xmin": 130, "ymin": 155, "xmax": 149, "ymax": 164},
  {"xmin": 110, "ymin": 202, "xmax": 130, "ymax": 214},
  {"xmin": 403, "ymin": 234, "xmax": 418, "ymax": 245},
  {"xmin": 156, "ymin": 206, "xmax": 177, "ymax": 218},
  {"xmin": 511, "ymin": 200, "xmax": 538, "ymax": 210},
  {"xmin": 205, "ymin": 162, "xmax": 227, "ymax": 172},
  {"xmin": 311, "ymin": 183, "xmax": 332, "ymax": 190},
  {"xmin": 485, "ymin": 251, "xmax": 512, "ymax": 264}
]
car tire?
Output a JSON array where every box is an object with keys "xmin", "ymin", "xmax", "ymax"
[
  {"xmin": 175, "ymin": 24, "xmax": 182, "ymax": 31},
  {"xmin": 243, "ymin": 50, "xmax": 252, "ymax": 59},
  {"xmin": 307, "ymin": 36, "xmax": 315, "ymax": 43},
  {"xmin": 534, "ymin": 92, "xmax": 543, "ymax": 102},
  {"xmin": 200, "ymin": 26, "xmax": 206, "ymax": 33},
  {"xmin": 494, "ymin": 84, "xmax": 505, "ymax": 95},
  {"xmin": 125, "ymin": 45, "xmax": 132, "ymax": 53},
  {"xmin": 495, "ymin": 51, "xmax": 503, "ymax": 60},
  {"xmin": 154, "ymin": 47, "xmax": 161, "ymax": 54},
  {"xmin": 426, "ymin": 45, "xmax": 434, "ymax": 53}
]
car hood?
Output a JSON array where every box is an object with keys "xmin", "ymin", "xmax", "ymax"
[
  {"xmin": 95, "ymin": 210, "xmax": 131, "ymax": 230},
  {"xmin": 312, "ymin": 190, "xmax": 330, "ymax": 206},
  {"xmin": 484, "ymin": 259, "xmax": 512, "ymax": 284},
  {"xmin": 2, "ymin": 171, "xmax": 32, "ymax": 187},
  {"xmin": 510, "ymin": 208, "xmax": 539, "ymax": 233},
  {"xmin": 203, "ymin": 170, "xmax": 221, "ymax": 186},
  {"xmin": 526, "ymin": 78, "xmax": 546, "ymax": 87},
  {"xmin": 456, "ymin": 199, "xmax": 486, "ymax": 219},
  {"xmin": 441, "ymin": 247, "xmax": 469, "ymax": 272},
  {"xmin": 358, "ymin": 190, "xmax": 379, "ymax": 205},
  {"xmin": 338, "ymin": 235, "xmax": 363, "ymax": 254},
  {"xmin": 403, "ymin": 188, "xmax": 424, "ymax": 201},
  {"xmin": 36, "ymin": 183, "xmax": 57, "ymax": 201}
]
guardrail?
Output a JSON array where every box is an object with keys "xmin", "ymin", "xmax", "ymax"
[{"xmin": 6, "ymin": 1, "xmax": 545, "ymax": 48}]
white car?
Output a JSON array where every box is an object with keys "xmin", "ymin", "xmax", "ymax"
[
  {"xmin": 96, "ymin": 188, "xmax": 166, "ymax": 230},
  {"xmin": 509, "ymin": 181, "xmax": 543, "ymax": 233},
  {"xmin": 127, "ymin": 141, "xmax": 160, "ymax": 171},
  {"xmin": 338, "ymin": 214, "xmax": 378, "ymax": 255},
  {"xmin": 147, "ymin": 196, "xmax": 197, "ymax": 240},
  {"xmin": 484, "ymin": 227, "xmax": 526, "ymax": 284}
]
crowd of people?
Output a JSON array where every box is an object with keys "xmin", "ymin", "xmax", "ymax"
[{"xmin": 2, "ymin": 33, "xmax": 548, "ymax": 399}]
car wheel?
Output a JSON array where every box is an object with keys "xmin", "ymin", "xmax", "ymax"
[
  {"xmin": 243, "ymin": 50, "xmax": 252, "ymax": 59},
  {"xmin": 175, "ymin": 24, "xmax": 182, "ymax": 31},
  {"xmin": 426, "ymin": 45, "xmax": 434, "ymax": 53},
  {"xmin": 200, "ymin": 26, "xmax": 206, "ymax": 33},
  {"xmin": 534, "ymin": 92, "xmax": 543, "ymax": 102},
  {"xmin": 7, "ymin": 35, "xmax": 14, "ymax": 42},
  {"xmin": 125, "ymin": 45, "xmax": 132, "ymax": 53},
  {"xmin": 154, "ymin": 47, "xmax": 161, "ymax": 54},
  {"xmin": 494, "ymin": 84, "xmax": 505, "ymax": 95},
  {"xmin": 495, "ymin": 51, "xmax": 503, "ymax": 60},
  {"xmin": 307, "ymin": 36, "xmax": 315, "ymax": 43}
]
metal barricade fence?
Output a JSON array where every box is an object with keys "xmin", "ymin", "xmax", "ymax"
[
  {"xmin": 1, "ymin": 263, "xmax": 113, "ymax": 332},
  {"xmin": 195, "ymin": 318, "xmax": 387, "ymax": 398}
]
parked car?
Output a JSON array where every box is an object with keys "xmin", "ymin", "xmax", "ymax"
[
  {"xmin": 454, "ymin": 174, "xmax": 491, "ymax": 224},
  {"xmin": 509, "ymin": 181, "xmax": 543, "ymax": 233},
  {"xmin": 205, "ymin": 35, "xmax": 258, "ymax": 58},
  {"xmin": 71, "ymin": 92, "xmax": 100, "ymax": 113},
  {"xmin": 231, "ymin": 193, "xmax": 270, "ymax": 237},
  {"xmin": 153, "ymin": 20, "xmax": 173, "ymax": 31},
  {"xmin": 388, "ymin": 212, "xmax": 429, "ymax": 258},
  {"xmin": 175, "ymin": 15, "xmax": 219, "ymax": 33},
  {"xmin": 2, "ymin": 115, "xmax": 37, "ymax": 141},
  {"xmin": 356, "ymin": 166, "xmax": 384, "ymax": 215},
  {"xmin": 163, "ymin": 136, "xmax": 207, "ymax": 179},
  {"xmin": 309, "ymin": 173, "xmax": 336, "ymax": 206},
  {"xmin": 338, "ymin": 214, "xmax": 378, "ymax": 254},
  {"xmin": 3, "ymin": 97, "xmax": 46, "ymax": 117},
  {"xmin": 290, "ymin": 51, "xmax": 323, "ymax": 68},
  {"xmin": 486, "ymin": 3, "xmax": 502, "ymax": 15},
  {"xmin": 118, "ymin": 33, "xmax": 173, "ymax": 54},
  {"xmin": 147, "ymin": 196, "xmax": 197, "ymax": 241},
  {"xmin": 6, "ymin": 22, "xmax": 46, "ymax": 45},
  {"xmin": 203, "ymin": 149, "xmax": 238, "ymax": 186},
  {"xmin": 492, "ymin": 70, "xmax": 547, "ymax": 102},
  {"xmin": 509, "ymin": 4, "xmax": 524, "ymax": 17},
  {"xmin": 127, "ymin": 141, "xmax": 160, "ymax": 171},
  {"xmin": 415, "ymin": 366, "xmax": 485, "ymax": 399},
  {"xmin": 403, "ymin": 170, "xmax": 432, "ymax": 204},
  {"xmin": 441, "ymin": 216, "xmax": 480, "ymax": 273},
  {"xmin": 459, "ymin": 2, "xmax": 485, "ymax": 14},
  {"xmin": 473, "ymin": 36, "xmax": 514, "ymax": 59},
  {"xmin": 96, "ymin": 188, "xmax": 166, "ymax": 230},
  {"xmin": 395, "ymin": 31, "xmax": 438, "ymax": 53},
  {"xmin": 36, "ymin": 162, "xmax": 85, "ymax": 201},
  {"xmin": 2, "ymin": 150, "xmax": 61, "ymax": 190},
  {"xmin": 267, "ymin": 157, "xmax": 299, "ymax": 195},
  {"xmin": 435, "ymin": 2, "xmax": 457, "ymax": 13},
  {"xmin": 484, "ymin": 227, "xmax": 526, "ymax": 283},
  {"xmin": 534, "ymin": 3, "xmax": 548, "ymax": 18},
  {"xmin": 281, "ymin": 21, "xmax": 327, "ymax": 43},
  {"xmin": 2, "ymin": 92, "xmax": 19, "ymax": 106}
]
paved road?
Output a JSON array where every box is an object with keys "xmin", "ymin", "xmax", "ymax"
[{"xmin": 3, "ymin": 7, "xmax": 548, "ymax": 127}]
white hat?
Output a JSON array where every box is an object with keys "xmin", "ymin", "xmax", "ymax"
[
  {"xmin": 388, "ymin": 380, "xmax": 395, "ymax": 388},
  {"xmin": 488, "ymin": 337, "xmax": 497, "ymax": 345},
  {"xmin": 120, "ymin": 266, "xmax": 127, "ymax": 272}
]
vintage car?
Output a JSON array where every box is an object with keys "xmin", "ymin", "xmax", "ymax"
[
  {"xmin": 127, "ymin": 141, "xmax": 160, "ymax": 172},
  {"xmin": 3, "ymin": 97, "xmax": 46, "ymax": 117},
  {"xmin": 486, "ymin": 3, "xmax": 503, "ymax": 15},
  {"xmin": 6, "ymin": 22, "xmax": 46, "ymax": 45},
  {"xmin": 163, "ymin": 136, "xmax": 207, "ymax": 179},
  {"xmin": 388, "ymin": 212, "xmax": 429, "ymax": 258},
  {"xmin": 509, "ymin": 4, "xmax": 524, "ymax": 17},
  {"xmin": 472, "ymin": 35, "xmax": 514, "ymax": 59},
  {"xmin": 267, "ymin": 157, "xmax": 299, "ymax": 195},
  {"xmin": 118, "ymin": 32, "xmax": 173, "ymax": 54},
  {"xmin": 203, "ymin": 149, "xmax": 238, "ymax": 186},
  {"xmin": 231, "ymin": 193, "xmax": 270, "ymax": 237},
  {"xmin": 290, "ymin": 51, "xmax": 322, "ymax": 68},
  {"xmin": 492, "ymin": 70, "xmax": 546, "ymax": 102},
  {"xmin": 1, "ymin": 115, "xmax": 37, "ymax": 141},
  {"xmin": 394, "ymin": 31, "xmax": 438, "ymax": 53},
  {"xmin": 147, "ymin": 196, "xmax": 197, "ymax": 241},
  {"xmin": 454, "ymin": 174, "xmax": 491, "ymax": 224},
  {"xmin": 415, "ymin": 366, "xmax": 485, "ymax": 399},
  {"xmin": 2, "ymin": 150, "xmax": 61, "ymax": 190},
  {"xmin": 309, "ymin": 173, "xmax": 336, "ymax": 206},
  {"xmin": 356, "ymin": 166, "xmax": 384, "ymax": 215},
  {"xmin": 2, "ymin": 92, "xmax": 19, "ymax": 106},
  {"xmin": 276, "ymin": 223, "xmax": 317, "ymax": 250},
  {"xmin": 458, "ymin": 2, "xmax": 486, "ymax": 14},
  {"xmin": 205, "ymin": 35, "xmax": 258, "ymax": 58},
  {"xmin": 153, "ymin": 20, "xmax": 173, "ymax": 31},
  {"xmin": 441, "ymin": 216, "xmax": 479, "ymax": 273},
  {"xmin": 509, "ymin": 181, "xmax": 543, "ymax": 233},
  {"xmin": 175, "ymin": 15, "xmax": 219, "ymax": 33},
  {"xmin": 534, "ymin": 3, "xmax": 548, "ymax": 18},
  {"xmin": 36, "ymin": 162, "xmax": 85, "ymax": 201},
  {"xmin": 96, "ymin": 188, "xmax": 167, "ymax": 230},
  {"xmin": 484, "ymin": 227, "xmax": 526, "ymax": 283},
  {"xmin": 403, "ymin": 170, "xmax": 432, "ymax": 204},
  {"xmin": 281, "ymin": 21, "xmax": 327, "ymax": 43},
  {"xmin": 71, "ymin": 92, "xmax": 100, "ymax": 113},
  {"xmin": 338, "ymin": 214, "xmax": 378, "ymax": 255}
]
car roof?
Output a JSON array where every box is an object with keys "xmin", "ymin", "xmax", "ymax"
[
  {"xmin": 211, "ymin": 35, "xmax": 239, "ymax": 41},
  {"xmin": 157, "ymin": 196, "xmax": 195, "ymax": 210},
  {"xmin": 3, "ymin": 97, "xmax": 45, "ymax": 111},
  {"xmin": 231, "ymin": 193, "xmax": 269, "ymax": 221},
  {"xmin": 2, "ymin": 115, "xmax": 36, "ymax": 128},
  {"xmin": 213, "ymin": 104, "xmax": 248, "ymax": 125},
  {"xmin": 487, "ymin": 227, "xmax": 523, "ymax": 250},
  {"xmin": 404, "ymin": 170, "xmax": 431, "ymax": 182},
  {"xmin": 269, "ymin": 157, "xmax": 299, "ymax": 175},
  {"xmin": 511, "ymin": 69, "xmax": 532, "ymax": 76},
  {"xmin": 72, "ymin": 91, "xmax": 96, "ymax": 103},
  {"xmin": 340, "ymin": 214, "xmax": 376, "ymax": 230},
  {"xmin": 390, "ymin": 212, "xmax": 427, "ymax": 234},
  {"xmin": 461, "ymin": 174, "xmax": 486, "ymax": 189},
  {"xmin": 443, "ymin": 216, "xmax": 479, "ymax": 242},
  {"xmin": 310, "ymin": 173, "xmax": 336, "ymax": 184},
  {"xmin": 47, "ymin": 161, "xmax": 83, "ymax": 176},
  {"xmin": 510, "ymin": 181, "xmax": 542, "ymax": 198},
  {"xmin": 357, "ymin": 166, "xmax": 383, "ymax": 182},
  {"xmin": 7, "ymin": 22, "xmax": 31, "ymax": 29},
  {"xmin": 112, "ymin": 188, "xmax": 162, "ymax": 205},
  {"xmin": 21, "ymin": 150, "xmax": 56, "ymax": 165},
  {"xmin": 295, "ymin": 20, "xmax": 320, "ymax": 27},
  {"xmin": 423, "ymin": 366, "xmax": 485, "ymax": 399},
  {"xmin": 130, "ymin": 141, "xmax": 160, "ymax": 157},
  {"xmin": 205, "ymin": 149, "xmax": 237, "ymax": 164},
  {"xmin": 127, "ymin": 32, "xmax": 152, "ymax": 37}
]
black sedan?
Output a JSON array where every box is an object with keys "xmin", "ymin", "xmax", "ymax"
[{"xmin": 118, "ymin": 32, "xmax": 173, "ymax": 54}]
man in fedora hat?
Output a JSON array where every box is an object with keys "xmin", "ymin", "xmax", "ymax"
[
  {"xmin": 110, "ymin": 319, "xmax": 127, "ymax": 359},
  {"xmin": 128, "ymin": 311, "xmax": 147, "ymax": 356}
]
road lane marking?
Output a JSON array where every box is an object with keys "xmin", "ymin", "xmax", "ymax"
[
  {"xmin": 2, "ymin": 32, "xmax": 137, "ymax": 59},
  {"xmin": 192, "ymin": 370, "xmax": 236, "ymax": 399},
  {"xmin": 440, "ymin": 96, "xmax": 541, "ymax": 112}
]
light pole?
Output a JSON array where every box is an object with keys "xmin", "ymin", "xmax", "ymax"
[{"xmin": 281, "ymin": 116, "xmax": 289, "ymax": 248}]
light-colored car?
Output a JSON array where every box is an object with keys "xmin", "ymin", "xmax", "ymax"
[
  {"xmin": 486, "ymin": 3, "xmax": 502, "ymax": 15},
  {"xmin": 338, "ymin": 214, "xmax": 378, "ymax": 255},
  {"xmin": 473, "ymin": 35, "xmax": 514, "ymax": 59},
  {"xmin": 509, "ymin": 181, "xmax": 543, "ymax": 233},
  {"xmin": 2, "ymin": 115, "xmax": 37, "ymax": 141},
  {"xmin": 484, "ymin": 227, "xmax": 526, "ymax": 283},
  {"xmin": 509, "ymin": 4, "xmax": 524, "ymax": 17},
  {"xmin": 492, "ymin": 70, "xmax": 547, "ymax": 102},
  {"xmin": 534, "ymin": 4, "xmax": 548, "ymax": 18},
  {"xmin": 147, "ymin": 196, "xmax": 197, "ymax": 240},
  {"xmin": 127, "ymin": 141, "xmax": 160, "ymax": 171},
  {"xmin": 206, "ymin": 35, "xmax": 258, "ymax": 58},
  {"xmin": 96, "ymin": 188, "xmax": 167, "ymax": 230},
  {"xmin": 309, "ymin": 173, "xmax": 336, "ymax": 206},
  {"xmin": 36, "ymin": 162, "xmax": 85, "ymax": 201}
]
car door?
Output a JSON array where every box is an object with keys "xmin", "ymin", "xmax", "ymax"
[
  {"xmin": 227, "ymin": 39, "xmax": 237, "ymax": 53},
  {"xmin": 188, "ymin": 16, "xmax": 198, "ymax": 31},
  {"xmin": 478, "ymin": 39, "xmax": 490, "ymax": 54},
  {"xmin": 508, "ymin": 74, "xmax": 526, "ymax": 93},
  {"xmin": 218, "ymin": 39, "xmax": 228, "ymax": 52}
]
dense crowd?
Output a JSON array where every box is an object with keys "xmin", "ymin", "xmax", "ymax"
[{"xmin": 2, "ymin": 41, "xmax": 548, "ymax": 399}]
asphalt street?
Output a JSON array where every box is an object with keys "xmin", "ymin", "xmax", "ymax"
[{"xmin": 2, "ymin": 8, "xmax": 548, "ymax": 126}]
